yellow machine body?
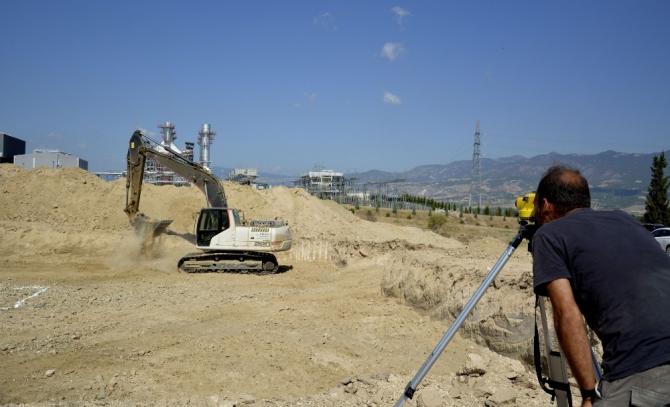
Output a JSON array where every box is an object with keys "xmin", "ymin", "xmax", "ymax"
[{"xmin": 515, "ymin": 192, "xmax": 536, "ymax": 221}]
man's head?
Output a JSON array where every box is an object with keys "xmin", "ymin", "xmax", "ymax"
[{"xmin": 535, "ymin": 165, "xmax": 591, "ymax": 225}]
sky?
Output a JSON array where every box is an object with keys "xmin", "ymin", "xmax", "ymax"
[{"xmin": 1, "ymin": 1, "xmax": 669, "ymax": 174}]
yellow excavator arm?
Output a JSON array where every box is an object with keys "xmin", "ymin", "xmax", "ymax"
[{"xmin": 124, "ymin": 129, "xmax": 227, "ymax": 224}]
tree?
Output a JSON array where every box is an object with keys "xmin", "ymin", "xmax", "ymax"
[{"xmin": 643, "ymin": 152, "xmax": 670, "ymax": 225}]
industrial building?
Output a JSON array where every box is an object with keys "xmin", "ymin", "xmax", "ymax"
[
  {"xmin": 297, "ymin": 169, "xmax": 346, "ymax": 200},
  {"xmin": 14, "ymin": 149, "xmax": 88, "ymax": 171},
  {"xmin": 228, "ymin": 168, "xmax": 258, "ymax": 185},
  {"xmin": 0, "ymin": 133, "xmax": 26, "ymax": 163}
]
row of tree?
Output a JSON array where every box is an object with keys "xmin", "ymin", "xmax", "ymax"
[{"xmin": 400, "ymin": 194, "xmax": 516, "ymax": 218}]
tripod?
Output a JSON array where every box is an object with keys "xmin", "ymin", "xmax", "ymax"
[
  {"xmin": 393, "ymin": 222, "xmax": 536, "ymax": 407},
  {"xmin": 394, "ymin": 220, "xmax": 604, "ymax": 406}
]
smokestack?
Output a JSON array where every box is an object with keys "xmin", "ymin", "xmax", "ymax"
[
  {"xmin": 159, "ymin": 121, "xmax": 176, "ymax": 145},
  {"xmin": 158, "ymin": 121, "xmax": 183, "ymax": 154},
  {"xmin": 198, "ymin": 123, "xmax": 215, "ymax": 169}
]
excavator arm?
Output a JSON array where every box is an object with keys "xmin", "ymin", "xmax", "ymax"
[{"xmin": 124, "ymin": 130, "xmax": 227, "ymax": 240}]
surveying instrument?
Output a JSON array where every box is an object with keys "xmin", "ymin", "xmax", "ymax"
[{"xmin": 394, "ymin": 193, "xmax": 601, "ymax": 407}]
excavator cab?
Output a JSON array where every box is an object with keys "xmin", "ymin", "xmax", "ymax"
[{"xmin": 196, "ymin": 208, "xmax": 230, "ymax": 247}]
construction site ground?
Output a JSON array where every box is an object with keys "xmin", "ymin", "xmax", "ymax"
[{"xmin": 0, "ymin": 165, "xmax": 560, "ymax": 406}]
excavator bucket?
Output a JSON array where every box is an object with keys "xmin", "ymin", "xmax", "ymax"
[{"xmin": 130, "ymin": 214, "xmax": 173, "ymax": 255}]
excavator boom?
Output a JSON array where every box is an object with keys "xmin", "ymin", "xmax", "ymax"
[{"xmin": 124, "ymin": 129, "xmax": 227, "ymax": 223}]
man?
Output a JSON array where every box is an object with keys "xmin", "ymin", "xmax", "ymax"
[{"xmin": 531, "ymin": 166, "xmax": 670, "ymax": 406}]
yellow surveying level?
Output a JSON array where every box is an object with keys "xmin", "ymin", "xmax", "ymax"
[{"xmin": 515, "ymin": 192, "xmax": 536, "ymax": 221}]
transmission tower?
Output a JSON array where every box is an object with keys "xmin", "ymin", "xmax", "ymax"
[{"xmin": 469, "ymin": 121, "xmax": 482, "ymax": 209}]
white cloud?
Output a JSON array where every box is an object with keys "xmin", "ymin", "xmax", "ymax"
[
  {"xmin": 313, "ymin": 12, "xmax": 337, "ymax": 30},
  {"xmin": 383, "ymin": 91, "xmax": 402, "ymax": 105},
  {"xmin": 391, "ymin": 6, "xmax": 410, "ymax": 28},
  {"xmin": 292, "ymin": 92, "xmax": 318, "ymax": 108},
  {"xmin": 304, "ymin": 91, "xmax": 318, "ymax": 105},
  {"xmin": 380, "ymin": 42, "xmax": 404, "ymax": 61}
]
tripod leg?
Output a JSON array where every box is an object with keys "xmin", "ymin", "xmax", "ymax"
[
  {"xmin": 394, "ymin": 230, "xmax": 524, "ymax": 407},
  {"xmin": 539, "ymin": 298, "xmax": 573, "ymax": 407}
]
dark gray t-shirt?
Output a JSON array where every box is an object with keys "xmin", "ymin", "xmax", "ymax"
[{"xmin": 532, "ymin": 209, "xmax": 670, "ymax": 380}]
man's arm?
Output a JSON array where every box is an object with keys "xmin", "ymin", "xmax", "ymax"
[{"xmin": 546, "ymin": 278, "xmax": 596, "ymax": 405}]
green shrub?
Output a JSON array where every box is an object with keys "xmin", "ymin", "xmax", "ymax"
[{"xmin": 428, "ymin": 214, "xmax": 447, "ymax": 231}]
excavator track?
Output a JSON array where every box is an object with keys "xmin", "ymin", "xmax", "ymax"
[{"xmin": 177, "ymin": 251, "xmax": 279, "ymax": 274}]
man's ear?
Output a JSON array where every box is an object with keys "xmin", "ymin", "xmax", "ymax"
[{"xmin": 541, "ymin": 198, "xmax": 557, "ymax": 221}]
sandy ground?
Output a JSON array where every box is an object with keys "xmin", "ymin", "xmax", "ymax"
[{"xmin": 0, "ymin": 165, "xmax": 556, "ymax": 406}]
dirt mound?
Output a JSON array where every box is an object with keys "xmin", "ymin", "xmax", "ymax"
[
  {"xmin": 0, "ymin": 165, "xmax": 458, "ymax": 250},
  {"xmin": 0, "ymin": 165, "xmax": 127, "ymax": 230},
  {"xmin": 381, "ymin": 239, "xmax": 537, "ymax": 363}
]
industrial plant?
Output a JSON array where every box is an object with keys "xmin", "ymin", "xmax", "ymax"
[
  {"xmin": 3, "ymin": 131, "xmax": 88, "ymax": 171},
  {"xmin": 141, "ymin": 121, "xmax": 216, "ymax": 186},
  {"xmin": 14, "ymin": 149, "xmax": 88, "ymax": 171},
  {"xmin": 296, "ymin": 169, "xmax": 346, "ymax": 200},
  {"xmin": 0, "ymin": 132, "xmax": 26, "ymax": 164}
]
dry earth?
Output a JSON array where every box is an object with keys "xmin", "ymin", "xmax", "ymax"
[{"xmin": 1, "ymin": 165, "xmax": 560, "ymax": 406}]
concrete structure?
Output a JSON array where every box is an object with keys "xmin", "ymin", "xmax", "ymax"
[
  {"xmin": 14, "ymin": 149, "xmax": 88, "ymax": 171},
  {"xmin": 0, "ymin": 133, "xmax": 26, "ymax": 163}
]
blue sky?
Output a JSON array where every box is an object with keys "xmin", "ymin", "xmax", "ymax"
[{"xmin": 1, "ymin": 1, "xmax": 668, "ymax": 173}]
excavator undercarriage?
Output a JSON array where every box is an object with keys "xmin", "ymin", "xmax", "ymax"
[{"xmin": 177, "ymin": 251, "xmax": 279, "ymax": 274}]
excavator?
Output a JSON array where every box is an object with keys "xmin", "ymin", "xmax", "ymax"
[{"xmin": 124, "ymin": 129, "xmax": 292, "ymax": 273}]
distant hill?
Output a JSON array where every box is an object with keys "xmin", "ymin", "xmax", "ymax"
[{"xmin": 351, "ymin": 150, "xmax": 670, "ymax": 212}]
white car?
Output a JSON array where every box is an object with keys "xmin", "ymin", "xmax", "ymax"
[{"xmin": 651, "ymin": 227, "xmax": 670, "ymax": 255}]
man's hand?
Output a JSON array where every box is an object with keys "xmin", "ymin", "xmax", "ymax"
[
  {"xmin": 582, "ymin": 399, "xmax": 593, "ymax": 407},
  {"xmin": 545, "ymin": 279, "xmax": 597, "ymax": 395}
]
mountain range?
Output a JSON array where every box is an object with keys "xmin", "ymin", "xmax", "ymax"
[
  {"xmin": 349, "ymin": 150, "xmax": 669, "ymax": 211},
  {"xmin": 216, "ymin": 150, "xmax": 670, "ymax": 212}
]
